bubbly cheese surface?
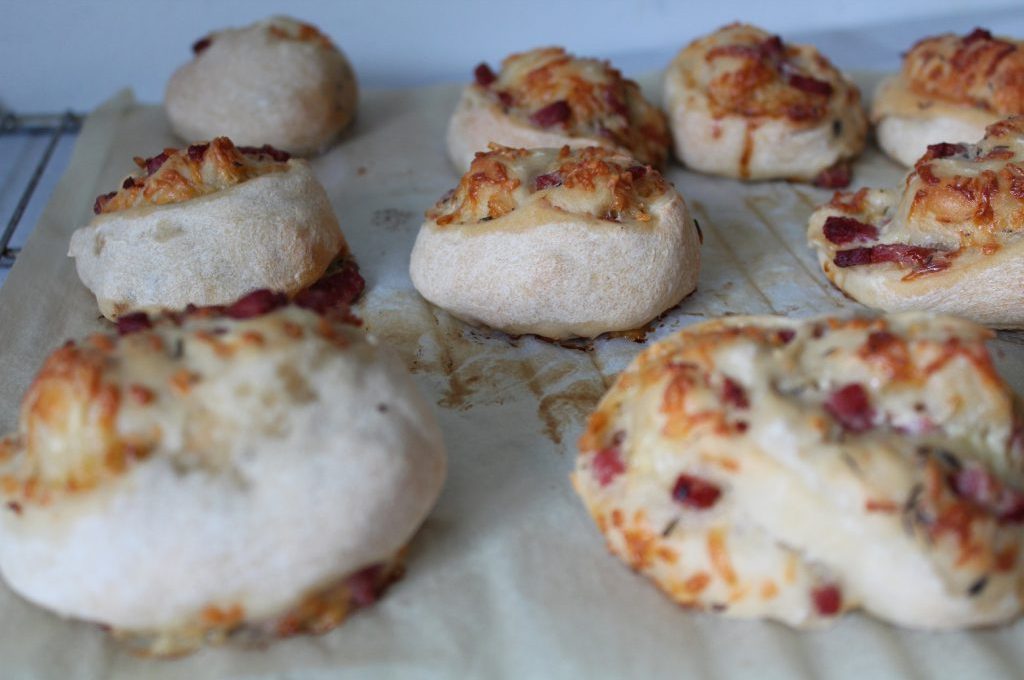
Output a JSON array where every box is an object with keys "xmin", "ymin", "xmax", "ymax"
[
  {"xmin": 669, "ymin": 23, "xmax": 859, "ymax": 125},
  {"xmin": 470, "ymin": 47, "xmax": 669, "ymax": 167},
  {"xmin": 809, "ymin": 116, "xmax": 1024, "ymax": 278},
  {"xmin": 902, "ymin": 28, "xmax": 1024, "ymax": 116},
  {"xmin": 574, "ymin": 314, "xmax": 1024, "ymax": 629},
  {"xmin": 92, "ymin": 137, "xmax": 291, "ymax": 215},
  {"xmin": 427, "ymin": 144, "xmax": 672, "ymax": 228}
]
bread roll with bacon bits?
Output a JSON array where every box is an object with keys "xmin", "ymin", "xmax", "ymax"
[
  {"xmin": 446, "ymin": 47, "xmax": 670, "ymax": 173},
  {"xmin": 663, "ymin": 23, "xmax": 867, "ymax": 187},
  {"xmin": 0, "ymin": 296, "xmax": 446, "ymax": 656},
  {"xmin": 165, "ymin": 16, "xmax": 357, "ymax": 155},
  {"xmin": 808, "ymin": 117, "xmax": 1024, "ymax": 328},
  {"xmin": 69, "ymin": 137, "xmax": 347, "ymax": 320},
  {"xmin": 410, "ymin": 145, "xmax": 700, "ymax": 340},
  {"xmin": 574, "ymin": 313, "xmax": 1024, "ymax": 630},
  {"xmin": 873, "ymin": 28, "xmax": 1024, "ymax": 167}
]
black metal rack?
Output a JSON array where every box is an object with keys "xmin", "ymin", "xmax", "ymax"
[{"xmin": 0, "ymin": 111, "xmax": 83, "ymax": 269}]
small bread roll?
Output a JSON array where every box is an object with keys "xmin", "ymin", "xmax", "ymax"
[
  {"xmin": 0, "ymin": 298, "xmax": 446, "ymax": 656},
  {"xmin": 69, "ymin": 137, "xmax": 346, "ymax": 320},
  {"xmin": 165, "ymin": 16, "xmax": 357, "ymax": 155},
  {"xmin": 574, "ymin": 313, "xmax": 1024, "ymax": 629},
  {"xmin": 873, "ymin": 28, "xmax": 1024, "ymax": 167},
  {"xmin": 807, "ymin": 117, "xmax": 1024, "ymax": 328},
  {"xmin": 410, "ymin": 145, "xmax": 700, "ymax": 339},
  {"xmin": 446, "ymin": 47, "xmax": 669, "ymax": 173},
  {"xmin": 663, "ymin": 23, "xmax": 867, "ymax": 186}
]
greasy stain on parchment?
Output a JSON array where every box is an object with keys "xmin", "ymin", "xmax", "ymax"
[{"xmin": 358, "ymin": 290, "xmax": 606, "ymax": 447}]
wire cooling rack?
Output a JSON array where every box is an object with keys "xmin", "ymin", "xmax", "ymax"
[{"xmin": 0, "ymin": 110, "xmax": 83, "ymax": 272}]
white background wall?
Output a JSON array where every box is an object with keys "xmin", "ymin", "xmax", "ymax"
[{"xmin": 1, "ymin": 0, "xmax": 1023, "ymax": 112}]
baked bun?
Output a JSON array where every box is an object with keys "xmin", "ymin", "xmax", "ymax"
[
  {"xmin": 807, "ymin": 117, "xmax": 1024, "ymax": 328},
  {"xmin": 663, "ymin": 23, "xmax": 867, "ymax": 186},
  {"xmin": 165, "ymin": 16, "xmax": 357, "ymax": 156},
  {"xmin": 873, "ymin": 28, "xmax": 1024, "ymax": 167},
  {"xmin": 0, "ymin": 296, "xmax": 446, "ymax": 656},
  {"xmin": 446, "ymin": 47, "xmax": 669, "ymax": 173},
  {"xmin": 573, "ymin": 313, "xmax": 1024, "ymax": 629},
  {"xmin": 69, "ymin": 137, "xmax": 346, "ymax": 320},
  {"xmin": 409, "ymin": 144, "xmax": 700, "ymax": 339}
]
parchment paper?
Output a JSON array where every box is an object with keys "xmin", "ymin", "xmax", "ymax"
[{"xmin": 1, "ymin": 74, "xmax": 1024, "ymax": 680}]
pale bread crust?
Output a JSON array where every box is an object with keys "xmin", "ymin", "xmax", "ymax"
[
  {"xmin": 0, "ymin": 307, "xmax": 446, "ymax": 634},
  {"xmin": 663, "ymin": 25, "xmax": 867, "ymax": 181},
  {"xmin": 410, "ymin": 194, "xmax": 699, "ymax": 338},
  {"xmin": 165, "ymin": 17, "xmax": 357, "ymax": 156},
  {"xmin": 872, "ymin": 75, "xmax": 995, "ymax": 167},
  {"xmin": 69, "ymin": 161, "xmax": 343, "ymax": 320},
  {"xmin": 573, "ymin": 313, "xmax": 1024, "ymax": 629},
  {"xmin": 446, "ymin": 87, "xmax": 619, "ymax": 174}
]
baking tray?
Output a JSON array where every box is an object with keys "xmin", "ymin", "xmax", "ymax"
[{"xmin": 1, "ymin": 73, "xmax": 1023, "ymax": 679}]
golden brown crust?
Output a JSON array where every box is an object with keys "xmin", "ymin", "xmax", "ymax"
[
  {"xmin": 684, "ymin": 23, "xmax": 856, "ymax": 125},
  {"xmin": 903, "ymin": 29, "xmax": 1024, "ymax": 116},
  {"xmin": 2, "ymin": 342, "xmax": 127, "ymax": 502},
  {"xmin": 472, "ymin": 47, "xmax": 669, "ymax": 167},
  {"xmin": 93, "ymin": 137, "xmax": 290, "ymax": 215},
  {"xmin": 113, "ymin": 553, "xmax": 405, "ymax": 657},
  {"xmin": 428, "ymin": 144, "xmax": 670, "ymax": 227},
  {"xmin": 905, "ymin": 117, "xmax": 1024, "ymax": 251}
]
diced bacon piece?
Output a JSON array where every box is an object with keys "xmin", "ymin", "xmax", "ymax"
[
  {"xmin": 224, "ymin": 289, "xmax": 288, "ymax": 319},
  {"xmin": 923, "ymin": 142, "xmax": 966, "ymax": 160},
  {"xmin": 93, "ymin": 191, "xmax": 117, "ymax": 215},
  {"xmin": 822, "ymin": 216, "xmax": 878, "ymax": 245},
  {"xmin": 951, "ymin": 463, "xmax": 1024, "ymax": 523},
  {"xmin": 813, "ymin": 162, "xmax": 851, "ymax": 189},
  {"xmin": 627, "ymin": 165, "xmax": 648, "ymax": 181},
  {"xmin": 346, "ymin": 564, "xmax": 383, "ymax": 607},
  {"xmin": 824, "ymin": 383, "xmax": 874, "ymax": 432},
  {"xmin": 759, "ymin": 35, "xmax": 785, "ymax": 61},
  {"xmin": 187, "ymin": 143, "xmax": 209, "ymax": 162},
  {"xmin": 833, "ymin": 244, "xmax": 939, "ymax": 269},
  {"xmin": 671, "ymin": 474, "xmax": 722, "ymax": 509},
  {"xmin": 534, "ymin": 173, "xmax": 563, "ymax": 190},
  {"xmin": 294, "ymin": 259, "xmax": 366, "ymax": 313},
  {"xmin": 721, "ymin": 377, "xmax": 749, "ymax": 409},
  {"xmin": 819, "ymin": 216, "xmax": 876, "ymax": 245},
  {"xmin": 474, "ymin": 63, "xmax": 497, "ymax": 87},
  {"xmin": 812, "ymin": 585, "xmax": 842, "ymax": 615},
  {"xmin": 116, "ymin": 312, "xmax": 153, "ymax": 335},
  {"xmin": 592, "ymin": 446, "xmax": 625, "ymax": 486},
  {"xmin": 529, "ymin": 100, "xmax": 571, "ymax": 127},
  {"xmin": 964, "ymin": 28, "xmax": 994, "ymax": 44},
  {"xmin": 787, "ymin": 73, "xmax": 834, "ymax": 96},
  {"xmin": 144, "ymin": 152, "xmax": 169, "ymax": 175}
]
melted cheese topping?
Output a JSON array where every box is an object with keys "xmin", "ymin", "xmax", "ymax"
[
  {"xmin": 426, "ymin": 145, "xmax": 670, "ymax": 229},
  {"xmin": 574, "ymin": 314, "xmax": 1024, "ymax": 628},
  {"xmin": 0, "ymin": 305, "xmax": 359, "ymax": 504},
  {"xmin": 93, "ymin": 137, "xmax": 290, "ymax": 215},
  {"xmin": 902, "ymin": 29, "xmax": 1024, "ymax": 116},
  {"xmin": 811, "ymin": 116, "xmax": 1024, "ymax": 275},
  {"xmin": 473, "ymin": 47, "xmax": 669, "ymax": 167},
  {"xmin": 671, "ymin": 23, "xmax": 859, "ymax": 124}
]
